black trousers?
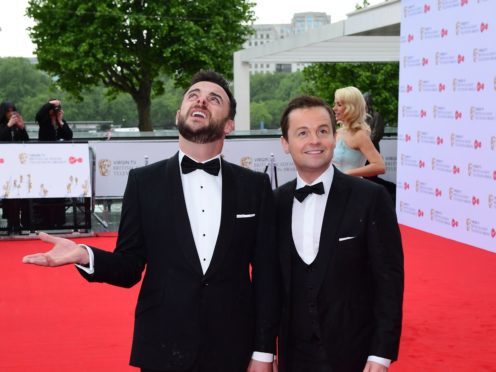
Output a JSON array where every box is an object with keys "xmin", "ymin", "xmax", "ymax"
[
  {"xmin": 289, "ymin": 338, "xmax": 332, "ymax": 372},
  {"xmin": 140, "ymin": 347, "xmax": 249, "ymax": 372}
]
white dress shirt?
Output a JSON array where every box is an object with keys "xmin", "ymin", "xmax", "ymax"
[
  {"xmin": 292, "ymin": 166, "xmax": 333, "ymax": 265},
  {"xmin": 179, "ymin": 151, "xmax": 222, "ymax": 274},
  {"xmin": 291, "ymin": 166, "xmax": 391, "ymax": 368}
]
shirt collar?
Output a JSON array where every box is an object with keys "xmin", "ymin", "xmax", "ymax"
[
  {"xmin": 296, "ymin": 165, "xmax": 334, "ymax": 195},
  {"xmin": 179, "ymin": 150, "xmax": 222, "ymax": 164}
]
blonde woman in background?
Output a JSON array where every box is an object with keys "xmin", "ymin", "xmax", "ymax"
[{"xmin": 332, "ymin": 86, "xmax": 385, "ymax": 177}]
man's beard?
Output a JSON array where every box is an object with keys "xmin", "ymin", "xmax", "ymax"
[{"xmin": 177, "ymin": 112, "xmax": 228, "ymax": 144}]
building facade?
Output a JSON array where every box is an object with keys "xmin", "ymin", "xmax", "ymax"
[{"xmin": 243, "ymin": 12, "xmax": 331, "ymax": 74}]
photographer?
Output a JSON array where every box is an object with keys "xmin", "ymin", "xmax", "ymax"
[
  {"xmin": 35, "ymin": 99, "xmax": 73, "ymax": 141},
  {"xmin": 0, "ymin": 101, "xmax": 29, "ymax": 142},
  {"xmin": 0, "ymin": 101, "xmax": 30, "ymax": 234},
  {"xmin": 33, "ymin": 99, "xmax": 73, "ymax": 230}
]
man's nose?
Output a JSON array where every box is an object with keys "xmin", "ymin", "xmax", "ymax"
[
  {"xmin": 197, "ymin": 96, "xmax": 207, "ymax": 105},
  {"xmin": 309, "ymin": 132, "xmax": 320, "ymax": 143}
]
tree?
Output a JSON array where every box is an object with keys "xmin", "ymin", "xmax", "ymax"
[
  {"xmin": 250, "ymin": 101, "xmax": 272, "ymax": 129},
  {"xmin": 27, "ymin": 0, "xmax": 255, "ymax": 131},
  {"xmin": 0, "ymin": 58, "xmax": 52, "ymax": 105},
  {"xmin": 249, "ymin": 72, "xmax": 305, "ymax": 129},
  {"xmin": 302, "ymin": 62, "xmax": 399, "ymax": 126}
]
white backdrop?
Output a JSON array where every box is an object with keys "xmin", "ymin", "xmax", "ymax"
[
  {"xmin": 89, "ymin": 139, "xmax": 296, "ymax": 197},
  {"xmin": 90, "ymin": 137, "xmax": 397, "ymax": 198},
  {"xmin": 0, "ymin": 143, "xmax": 91, "ymax": 198},
  {"xmin": 397, "ymin": 0, "xmax": 496, "ymax": 252}
]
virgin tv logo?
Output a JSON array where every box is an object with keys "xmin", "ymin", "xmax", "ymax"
[{"xmin": 68, "ymin": 156, "xmax": 83, "ymax": 164}]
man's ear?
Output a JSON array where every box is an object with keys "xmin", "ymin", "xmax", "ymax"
[
  {"xmin": 224, "ymin": 119, "xmax": 235, "ymax": 135},
  {"xmin": 175, "ymin": 110, "xmax": 180, "ymax": 126},
  {"xmin": 280, "ymin": 135, "xmax": 290, "ymax": 154}
]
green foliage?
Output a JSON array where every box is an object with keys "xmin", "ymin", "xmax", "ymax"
[
  {"xmin": 0, "ymin": 58, "xmax": 51, "ymax": 105},
  {"xmin": 302, "ymin": 62, "xmax": 400, "ymax": 126},
  {"xmin": 250, "ymin": 72, "xmax": 305, "ymax": 129},
  {"xmin": 0, "ymin": 57, "xmax": 183, "ymax": 128},
  {"xmin": 27, "ymin": 0, "xmax": 255, "ymax": 131},
  {"xmin": 250, "ymin": 101, "xmax": 272, "ymax": 129},
  {"xmin": 355, "ymin": 0, "xmax": 371, "ymax": 10}
]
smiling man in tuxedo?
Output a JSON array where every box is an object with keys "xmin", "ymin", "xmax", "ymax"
[
  {"xmin": 23, "ymin": 71, "xmax": 279, "ymax": 372},
  {"xmin": 274, "ymin": 96, "xmax": 403, "ymax": 372}
]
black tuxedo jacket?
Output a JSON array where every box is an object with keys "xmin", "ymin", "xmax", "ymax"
[
  {"xmin": 79, "ymin": 153, "xmax": 280, "ymax": 371},
  {"xmin": 274, "ymin": 167, "xmax": 404, "ymax": 372}
]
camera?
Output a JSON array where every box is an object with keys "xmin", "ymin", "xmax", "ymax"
[{"xmin": 53, "ymin": 105, "xmax": 62, "ymax": 113}]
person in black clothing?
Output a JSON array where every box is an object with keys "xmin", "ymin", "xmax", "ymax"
[
  {"xmin": 0, "ymin": 101, "xmax": 30, "ymax": 234},
  {"xmin": 363, "ymin": 92, "xmax": 385, "ymax": 152},
  {"xmin": 23, "ymin": 71, "xmax": 280, "ymax": 372},
  {"xmin": 362, "ymin": 93, "xmax": 396, "ymax": 203},
  {"xmin": 0, "ymin": 101, "xmax": 29, "ymax": 142},
  {"xmin": 36, "ymin": 99, "xmax": 73, "ymax": 141},
  {"xmin": 34, "ymin": 99, "xmax": 73, "ymax": 229}
]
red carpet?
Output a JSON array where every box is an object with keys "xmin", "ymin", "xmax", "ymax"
[{"xmin": 0, "ymin": 226, "xmax": 495, "ymax": 371}]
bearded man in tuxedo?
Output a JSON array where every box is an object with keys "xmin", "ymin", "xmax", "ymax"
[{"xmin": 23, "ymin": 71, "xmax": 280, "ymax": 372}]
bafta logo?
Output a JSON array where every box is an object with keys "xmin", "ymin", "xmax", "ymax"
[
  {"xmin": 19, "ymin": 152, "xmax": 28, "ymax": 164},
  {"xmin": 98, "ymin": 159, "xmax": 112, "ymax": 176},
  {"xmin": 240, "ymin": 156, "xmax": 253, "ymax": 169}
]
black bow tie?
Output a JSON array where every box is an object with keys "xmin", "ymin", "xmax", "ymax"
[
  {"xmin": 294, "ymin": 182, "xmax": 325, "ymax": 202},
  {"xmin": 181, "ymin": 155, "xmax": 221, "ymax": 176}
]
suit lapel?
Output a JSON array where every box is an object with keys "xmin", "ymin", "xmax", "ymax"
[
  {"xmin": 169, "ymin": 152, "xmax": 204, "ymax": 275},
  {"xmin": 313, "ymin": 168, "xmax": 351, "ymax": 293},
  {"xmin": 204, "ymin": 159, "xmax": 236, "ymax": 277},
  {"xmin": 278, "ymin": 180, "xmax": 296, "ymax": 294}
]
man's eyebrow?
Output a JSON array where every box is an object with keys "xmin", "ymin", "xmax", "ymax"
[
  {"xmin": 186, "ymin": 88, "xmax": 200, "ymax": 95},
  {"xmin": 209, "ymin": 92, "xmax": 224, "ymax": 102}
]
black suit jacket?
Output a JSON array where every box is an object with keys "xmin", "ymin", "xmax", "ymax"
[
  {"xmin": 79, "ymin": 153, "xmax": 280, "ymax": 371},
  {"xmin": 275, "ymin": 167, "xmax": 404, "ymax": 372}
]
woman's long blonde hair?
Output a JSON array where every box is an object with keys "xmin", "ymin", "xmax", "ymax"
[{"xmin": 334, "ymin": 86, "xmax": 370, "ymax": 134}]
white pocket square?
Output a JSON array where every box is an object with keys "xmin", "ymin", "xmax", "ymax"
[
  {"xmin": 236, "ymin": 213, "xmax": 256, "ymax": 218},
  {"xmin": 339, "ymin": 236, "xmax": 356, "ymax": 241}
]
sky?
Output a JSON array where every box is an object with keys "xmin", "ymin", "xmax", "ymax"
[{"xmin": 0, "ymin": 0, "xmax": 384, "ymax": 58}]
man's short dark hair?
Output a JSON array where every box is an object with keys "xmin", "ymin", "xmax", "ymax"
[
  {"xmin": 188, "ymin": 70, "xmax": 236, "ymax": 120},
  {"xmin": 280, "ymin": 95, "xmax": 336, "ymax": 139}
]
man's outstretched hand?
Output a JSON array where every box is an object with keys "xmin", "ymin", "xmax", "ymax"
[{"xmin": 22, "ymin": 232, "xmax": 89, "ymax": 267}]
